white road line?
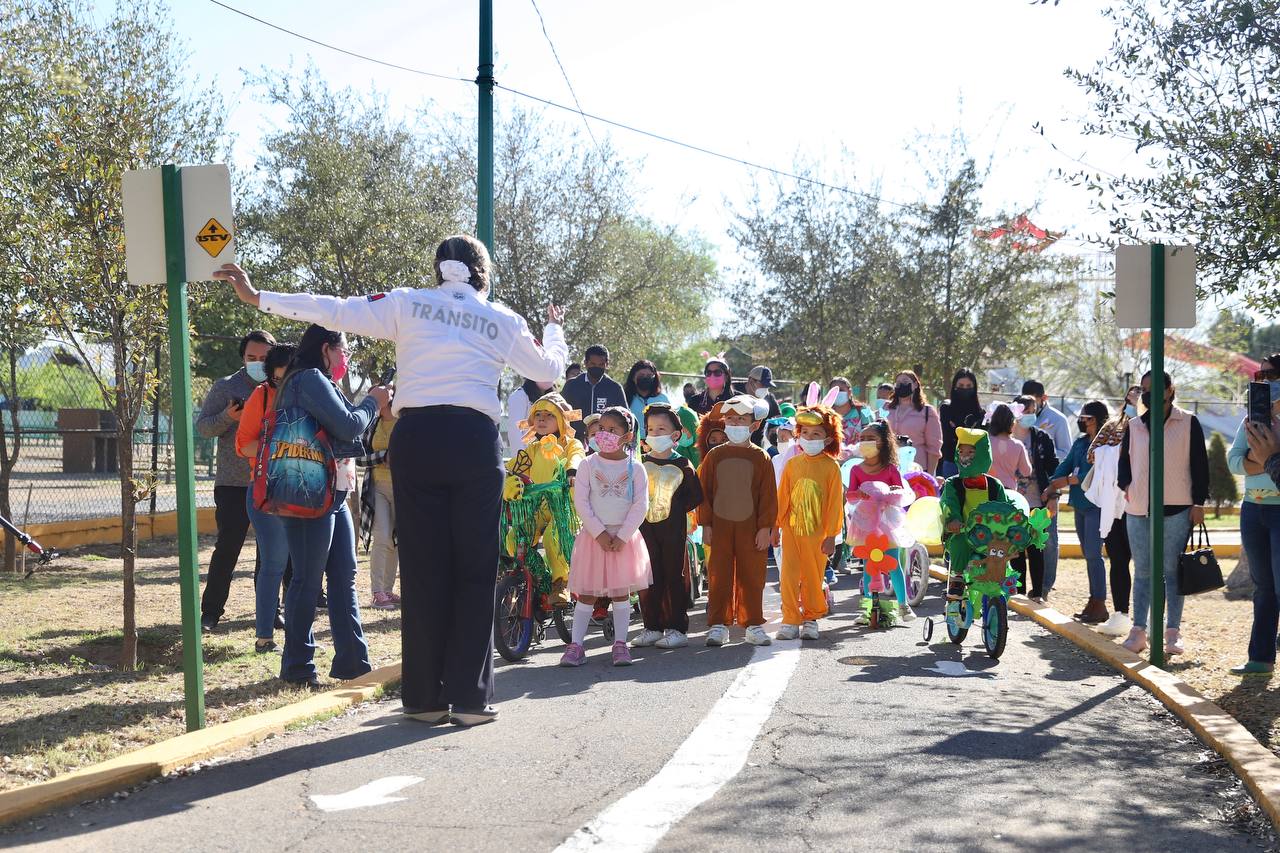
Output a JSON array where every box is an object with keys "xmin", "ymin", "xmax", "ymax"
[
  {"xmin": 309, "ymin": 776, "xmax": 424, "ymax": 812},
  {"xmin": 554, "ymin": 588, "xmax": 799, "ymax": 853}
]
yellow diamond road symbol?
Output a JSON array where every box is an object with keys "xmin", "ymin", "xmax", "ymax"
[{"xmin": 195, "ymin": 218, "xmax": 231, "ymax": 258}]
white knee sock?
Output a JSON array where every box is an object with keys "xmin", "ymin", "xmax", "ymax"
[
  {"xmin": 612, "ymin": 600, "xmax": 631, "ymax": 643},
  {"xmin": 571, "ymin": 601, "xmax": 593, "ymax": 647}
]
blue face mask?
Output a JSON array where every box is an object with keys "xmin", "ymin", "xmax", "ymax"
[
  {"xmin": 1017, "ymin": 414, "xmax": 1036, "ymax": 429},
  {"xmin": 588, "ymin": 436, "xmax": 600, "ymax": 453},
  {"xmin": 1270, "ymin": 380, "xmax": 1280, "ymax": 399},
  {"xmin": 833, "ymin": 391, "xmax": 850, "ymax": 406},
  {"xmin": 1124, "ymin": 404, "xmax": 1138, "ymax": 418},
  {"xmin": 246, "ymin": 361, "xmax": 267, "ymax": 383}
]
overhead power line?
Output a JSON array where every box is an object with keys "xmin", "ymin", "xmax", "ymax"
[
  {"xmin": 207, "ymin": 1, "xmax": 472, "ymax": 85},
  {"xmin": 206, "ymin": 0, "xmax": 918, "ymax": 211},
  {"xmin": 528, "ymin": 0, "xmax": 600, "ymax": 152}
]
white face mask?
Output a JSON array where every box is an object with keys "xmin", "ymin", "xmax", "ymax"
[
  {"xmin": 799, "ymin": 438, "xmax": 827, "ymax": 456},
  {"xmin": 858, "ymin": 440, "xmax": 880, "ymax": 459},
  {"xmin": 775, "ymin": 438, "xmax": 794, "ymax": 453},
  {"xmin": 753, "ymin": 387, "xmax": 769, "ymax": 399},
  {"xmin": 724, "ymin": 425, "xmax": 752, "ymax": 444},
  {"xmin": 646, "ymin": 434, "xmax": 674, "ymax": 454}
]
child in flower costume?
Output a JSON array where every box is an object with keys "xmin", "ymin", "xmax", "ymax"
[
  {"xmin": 940, "ymin": 427, "xmax": 1007, "ymax": 602},
  {"xmin": 846, "ymin": 421, "xmax": 915, "ymax": 626},
  {"xmin": 774, "ymin": 404, "xmax": 843, "ymax": 641},
  {"xmin": 503, "ymin": 393, "xmax": 585, "ymax": 606}
]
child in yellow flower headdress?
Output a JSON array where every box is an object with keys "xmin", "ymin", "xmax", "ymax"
[
  {"xmin": 504, "ymin": 393, "xmax": 585, "ymax": 606},
  {"xmin": 772, "ymin": 402, "xmax": 843, "ymax": 641}
]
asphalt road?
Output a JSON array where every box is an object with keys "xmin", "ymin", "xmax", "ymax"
[{"xmin": 1, "ymin": 570, "xmax": 1261, "ymax": 852}]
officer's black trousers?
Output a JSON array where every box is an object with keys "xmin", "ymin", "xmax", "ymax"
[{"xmin": 391, "ymin": 405, "xmax": 504, "ymax": 711}]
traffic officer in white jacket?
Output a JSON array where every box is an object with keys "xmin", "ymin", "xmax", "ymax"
[{"xmin": 215, "ymin": 234, "xmax": 566, "ymax": 726}]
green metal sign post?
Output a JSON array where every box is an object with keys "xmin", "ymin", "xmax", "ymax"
[
  {"xmin": 477, "ymin": 0, "xmax": 494, "ymax": 260},
  {"xmin": 1148, "ymin": 243, "xmax": 1166, "ymax": 669},
  {"xmin": 161, "ymin": 163, "xmax": 206, "ymax": 731}
]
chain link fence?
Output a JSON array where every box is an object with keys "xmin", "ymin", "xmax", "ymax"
[{"xmin": 1, "ymin": 345, "xmax": 217, "ymax": 526}]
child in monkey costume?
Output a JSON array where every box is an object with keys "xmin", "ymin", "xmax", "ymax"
[
  {"xmin": 697, "ymin": 395, "xmax": 778, "ymax": 647},
  {"xmin": 504, "ymin": 393, "xmax": 585, "ymax": 606},
  {"xmin": 773, "ymin": 405, "xmax": 843, "ymax": 641}
]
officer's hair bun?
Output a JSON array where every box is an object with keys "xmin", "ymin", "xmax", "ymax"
[{"xmin": 435, "ymin": 235, "xmax": 491, "ymax": 292}]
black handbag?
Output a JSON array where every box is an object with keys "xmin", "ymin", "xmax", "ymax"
[{"xmin": 1177, "ymin": 522, "xmax": 1224, "ymax": 596}]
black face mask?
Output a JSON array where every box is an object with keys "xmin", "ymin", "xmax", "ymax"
[
  {"xmin": 586, "ymin": 366, "xmax": 605, "ymax": 382},
  {"xmin": 953, "ymin": 387, "xmax": 975, "ymax": 402},
  {"xmin": 1076, "ymin": 418, "xmax": 1089, "ymax": 432},
  {"xmin": 636, "ymin": 376, "xmax": 656, "ymax": 394},
  {"xmin": 895, "ymin": 381, "xmax": 914, "ymax": 398}
]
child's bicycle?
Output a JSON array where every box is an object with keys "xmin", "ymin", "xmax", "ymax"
[
  {"xmin": 922, "ymin": 500, "xmax": 1050, "ymax": 661},
  {"xmin": 493, "ymin": 478, "xmax": 577, "ymax": 662}
]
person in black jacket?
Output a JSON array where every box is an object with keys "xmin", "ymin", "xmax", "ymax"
[
  {"xmin": 1009, "ymin": 393, "xmax": 1061, "ymax": 601},
  {"xmin": 937, "ymin": 368, "xmax": 984, "ymax": 477},
  {"xmin": 560, "ymin": 344, "xmax": 626, "ymax": 440}
]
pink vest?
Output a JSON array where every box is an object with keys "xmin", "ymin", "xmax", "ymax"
[{"xmin": 1125, "ymin": 406, "xmax": 1193, "ymax": 516}]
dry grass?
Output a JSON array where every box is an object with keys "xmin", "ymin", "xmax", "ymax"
[
  {"xmin": 0, "ymin": 534, "xmax": 403, "ymax": 791},
  {"xmin": 1049, "ymin": 556, "xmax": 1280, "ymax": 753}
]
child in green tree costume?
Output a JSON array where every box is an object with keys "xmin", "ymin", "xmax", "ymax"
[{"xmin": 940, "ymin": 427, "xmax": 1007, "ymax": 601}]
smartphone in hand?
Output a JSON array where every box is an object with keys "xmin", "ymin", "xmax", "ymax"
[
  {"xmin": 378, "ymin": 367, "xmax": 397, "ymax": 386},
  {"xmin": 1249, "ymin": 381, "xmax": 1272, "ymax": 426}
]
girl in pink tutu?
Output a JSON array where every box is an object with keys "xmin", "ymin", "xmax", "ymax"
[{"xmin": 561, "ymin": 407, "xmax": 653, "ymax": 667}]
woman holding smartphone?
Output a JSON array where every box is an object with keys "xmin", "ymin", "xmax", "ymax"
[{"xmin": 1229, "ymin": 353, "xmax": 1280, "ymax": 676}]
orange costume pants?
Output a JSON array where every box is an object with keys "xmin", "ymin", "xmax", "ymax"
[
  {"xmin": 780, "ymin": 529, "xmax": 829, "ymax": 625},
  {"xmin": 706, "ymin": 518, "xmax": 766, "ymax": 627}
]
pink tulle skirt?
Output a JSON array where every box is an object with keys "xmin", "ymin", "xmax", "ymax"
[{"xmin": 569, "ymin": 527, "xmax": 653, "ymax": 598}]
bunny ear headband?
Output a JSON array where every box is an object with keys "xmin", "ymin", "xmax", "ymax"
[
  {"xmin": 803, "ymin": 382, "xmax": 843, "ymax": 409},
  {"xmin": 982, "ymin": 400, "xmax": 1025, "ymax": 425},
  {"xmin": 700, "ymin": 350, "xmax": 728, "ymax": 364}
]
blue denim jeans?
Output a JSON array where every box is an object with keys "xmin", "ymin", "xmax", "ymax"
[
  {"xmin": 1127, "ymin": 509, "xmax": 1192, "ymax": 631},
  {"xmin": 1042, "ymin": 513, "xmax": 1059, "ymax": 593},
  {"xmin": 280, "ymin": 493, "xmax": 371, "ymax": 682},
  {"xmin": 1074, "ymin": 504, "xmax": 1106, "ymax": 599},
  {"xmin": 246, "ymin": 489, "xmax": 289, "ymax": 640},
  {"xmin": 1243, "ymin": 501, "xmax": 1280, "ymax": 664}
]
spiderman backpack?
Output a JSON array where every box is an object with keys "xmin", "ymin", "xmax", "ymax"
[{"xmin": 252, "ymin": 374, "xmax": 336, "ymax": 519}]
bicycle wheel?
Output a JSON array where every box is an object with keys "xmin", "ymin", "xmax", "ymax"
[
  {"xmin": 905, "ymin": 545, "xmax": 930, "ymax": 607},
  {"xmin": 946, "ymin": 599, "xmax": 968, "ymax": 645},
  {"xmin": 552, "ymin": 602, "xmax": 573, "ymax": 644},
  {"xmin": 494, "ymin": 574, "xmax": 533, "ymax": 662},
  {"xmin": 983, "ymin": 596, "xmax": 1008, "ymax": 660}
]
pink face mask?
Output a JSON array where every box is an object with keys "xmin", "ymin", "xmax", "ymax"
[
  {"xmin": 328, "ymin": 346, "xmax": 349, "ymax": 382},
  {"xmin": 594, "ymin": 431, "xmax": 624, "ymax": 453},
  {"xmin": 704, "ymin": 374, "xmax": 725, "ymax": 391}
]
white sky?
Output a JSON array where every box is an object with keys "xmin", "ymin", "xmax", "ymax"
[{"xmin": 156, "ymin": 0, "xmax": 1251, "ymax": 323}]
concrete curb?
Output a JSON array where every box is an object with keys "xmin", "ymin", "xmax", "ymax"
[
  {"xmin": 927, "ymin": 566, "xmax": 1280, "ymax": 828},
  {"xmin": 0, "ymin": 663, "xmax": 402, "ymax": 827},
  {"xmin": 924, "ymin": 542, "xmax": 1242, "ymax": 559}
]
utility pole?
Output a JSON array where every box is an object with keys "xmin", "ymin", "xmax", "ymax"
[
  {"xmin": 477, "ymin": 0, "xmax": 495, "ymax": 278},
  {"xmin": 1148, "ymin": 243, "xmax": 1166, "ymax": 668}
]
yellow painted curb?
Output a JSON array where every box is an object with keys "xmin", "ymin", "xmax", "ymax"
[
  {"xmin": 927, "ymin": 566, "xmax": 1280, "ymax": 828},
  {"xmin": 924, "ymin": 542, "xmax": 1241, "ymax": 559},
  {"xmin": 0, "ymin": 663, "xmax": 402, "ymax": 828}
]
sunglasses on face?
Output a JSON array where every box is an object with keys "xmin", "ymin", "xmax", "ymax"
[{"xmin": 705, "ymin": 370, "xmax": 725, "ymax": 377}]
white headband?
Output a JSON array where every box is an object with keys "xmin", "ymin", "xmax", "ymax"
[{"xmin": 439, "ymin": 259, "xmax": 471, "ymax": 283}]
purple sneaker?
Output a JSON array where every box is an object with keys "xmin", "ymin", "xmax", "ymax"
[
  {"xmin": 612, "ymin": 641, "xmax": 633, "ymax": 667},
  {"xmin": 559, "ymin": 642, "xmax": 586, "ymax": 667}
]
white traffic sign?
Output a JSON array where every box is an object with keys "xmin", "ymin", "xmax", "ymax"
[
  {"xmin": 122, "ymin": 164, "xmax": 235, "ymax": 284},
  {"xmin": 1114, "ymin": 244, "xmax": 1197, "ymax": 329}
]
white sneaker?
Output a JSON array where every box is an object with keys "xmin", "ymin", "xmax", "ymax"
[
  {"xmin": 775, "ymin": 623, "xmax": 800, "ymax": 641},
  {"xmin": 631, "ymin": 629, "xmax": 664, "ymax": 648},
  {"xmin": 800, "ymin": 620, "xmax": 820, "ymax": 641},
  {"xmin": 656, "ymin": 629, "xmax": 688, "ymax": 649},
  {"xmin": 706, "ymin": 624, "xmax": 729, "ymax": 647},
  {"xmin": 1097, "ymin": 611, "xmax": 1132, "ymax": 637},
  {"xmin": 899, "ymin": 605, "xmax": 917, "ymax": 623},
  {"xmin": 744, "ymin": 625, "xmax": 772, "ymax": 646}
]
